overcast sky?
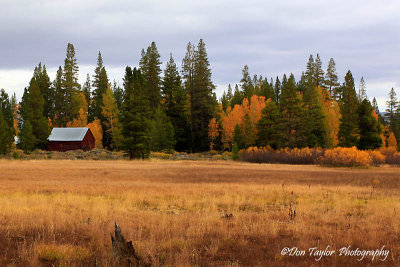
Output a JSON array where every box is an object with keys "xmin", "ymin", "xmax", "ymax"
[{"xmin": 1, "ymin": 0, "xmax": 399, "ymax": 109}]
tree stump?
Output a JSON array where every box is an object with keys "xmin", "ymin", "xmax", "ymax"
[{"xmin": 111, "ymin": 222, "xmax": 147, "ymax": 266}]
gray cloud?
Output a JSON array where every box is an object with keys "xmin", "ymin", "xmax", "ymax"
[{"xmin": 1, "ymin": 0, "xmax": 400, "ymax": 108}]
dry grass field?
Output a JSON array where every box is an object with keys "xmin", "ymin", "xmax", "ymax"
[{"xmin": 1, "ymin": 160, "xmax": 400, "ymax": 266}]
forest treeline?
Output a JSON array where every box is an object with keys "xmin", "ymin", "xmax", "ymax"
[{"xmin": 0, "ymin": 41, "xmax": 399, "ymax": 158}]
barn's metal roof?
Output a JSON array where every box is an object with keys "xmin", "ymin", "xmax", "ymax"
[{"xmin": 48, "ymin": 127, "xmax": 89, "ymax": 141}]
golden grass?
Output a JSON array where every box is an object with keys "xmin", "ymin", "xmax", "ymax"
[{"xmin": 1, "ymin": 160, "xmax": 400, "ymax": 266}]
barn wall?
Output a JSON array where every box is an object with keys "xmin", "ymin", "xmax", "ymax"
[{"xmin": 47, "ymin": 130, "xmax": 96, "ymax": 152}]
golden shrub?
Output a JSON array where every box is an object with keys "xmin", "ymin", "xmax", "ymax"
[{"xmin": 318, "ymin": 147, "xmax": 372, "ymax": 167}]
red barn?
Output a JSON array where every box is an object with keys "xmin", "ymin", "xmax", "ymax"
[{"xmin": 47, "ymin": 127, "xmax": 95, "ymax": 152}]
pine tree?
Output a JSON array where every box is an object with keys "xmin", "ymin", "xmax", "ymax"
[
  {"xmin": 305, "ymin": 55, "xmax": 315, "ymax": 90},
  {"xmin": 279, "ymin": 74, "xmax": 307, "ymax": 148},
  {"xmin": 150, "ymin": 106, "xmax": 176, "ymax": 152},
  {"xmin": 325, "ymin": 58, "xmax": 339, "ymax": 98},
  {"xmin": 313, "ymin": 54, "xmax": 324, "ymax": 86},
  {"xmin": 162, "ymin": 54, "xmax": 190, "ymax": 151},
  {"xmin": 261, "ymin": 78, "xmax": 276, "ymax": 102},
  {"xmin": 357, "ymin": 77, "xmax": 367, "ymax": 103},
  {"xmin": 91, "ymin": 52, "xmax": 109, "ymax": 123},
  {"xmin": 358, "ymin": 99, "xmax": 382, "ymax": 150},
  {"xmin": 0, "ymin": 108, "xmax": 13, "ymax": 155},
  {"xmin": 140, "ymin": 41, "xmax": 162, "ymax": 111},
  {"xmin": 240, "ymin": 65, "xmax": 253, "ymax": 99},
  {"xmin": 304, "ymin": 85, "xmax": 326, "ymax": 147},
  {"xmin": 112, "ymin": 80, "xmax": 124, "ymax": 110},
  {"xmin": 32, "ymin": 63, "xmax": 53, "ymax": 119},
  {"xmin": 25, "ymin": 78, "xmax": 50, "ymax": 149},
  {"xmin": 53, "ymin": 67, "xmax": 65, "ymax": 126},
  {"xmin": 182, "ymin": 39, "xmax": 217, "ymax": 152},
  {"xmin": 274, "ymin": 77, "xmax": 281, "ymax": 104},
  {"xmin": 338, "ymin": 71, "xmax": 359, "ymax": 147},
  {"xmin": 121, "ymin": 67, "xmax": 152, "ymax": 159},
  {"xmin": 385, "ymin": 88, "xmax": 398, "ymax": 132},
  {"xmin": 19, "ymin": 121, "xmax": 35, "ymax": 153},
  {"xmin": 231, "ymin": 84, "xmax": 244, "ymax": 107},
  {"xmin": 257, "ymin": 100, "xmax": 281, "ymax": 149},
  {"xmin": 82, "ymin": 74, "xmax": 91, "ymax": 107},
  {"xmin": 62, "ymin": 43, "xmax": 80, "ymax": 124}
]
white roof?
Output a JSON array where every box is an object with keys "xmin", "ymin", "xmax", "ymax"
[{"xmin": 48, "ymin": 127, "xmax": 89, "ymax": 141}]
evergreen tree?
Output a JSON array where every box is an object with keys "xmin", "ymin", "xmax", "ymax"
[
  {"xmin": 62, "ymin": 43, "xmax": 80, "ymax": 124},
  {"xmin": 304, "ymin": 85, "xmax": 326, "ymax": 147},
  {"xmin": 279, "ymin": 74, "xmax": 307, "ymax": 148},
  {"xmin": 304, "ymin": 55, "xmax": 315, "ymax": 90},
  {"xmin": 112, "ymin": 80, "xmax": 124, "ymax": 111},
  {"xmin": 274, "ymin": 77, "xmax": 281, "ymax": 104},
  {"xmin": 358, "ymin": 99, "xmax": 382, "ymax": 150},
  {"xmin": 19, "ymin": 121, "xmax": 35, "ymax": 153},
  {"xmin": 338, "ymin": 71, "xmax": 359, "ymax": 147},
  {"xmin": 233, "ymin": 124, "xmax": 244, "ymax": 149},
  {"xmin": 53, "ymin": 67, "xmax": 65, "ymax": 126},
  {"xmin": 385, "ymin": 88, "xmax": 398, "ymax": 132},
  {"xmin": 23, "ymin": 77, "xmax": 50, "ymax": 149},
  {"xmin": 0, "ymin": 90, "xmax": 14, "ymax": 155},
  {"xmin": 261, "ymin": 78, "xmax": 276, "ymax": 102},
  {"xmin": 325, "ymin": 58, "xmax": 339, "ymax": 98},
  {"xmin": 0, "ymin": 109, "xmax": 13, "ymax": 155},
  {"xmin": 140, "ymin": 41, "xmax": 162, "ymax": 111},
  {"xmin": 121, "ymin": 67, "xmax": 152, "ymax": 159},
  {"xmin": 226, "ymin": 84, "xmax": 233, "ymax": 102},
  {"xmin": 91, "ymin": 52, "xmax": 109, "ymax": 123},
  {"xmin": 32, "ymin": 63, "xmax": 53, "ymax": 119},
  {"xmin": 150, "ymin": 106, "xmax": 176, "ymax": 152},
  {"xmin": 357, "ymin": 77, "xmax": 367, "ymax": 103},
  {"xmin": 162, "ymin": 54, "xmax": 190, "ymax": 151},
  {"xmin": 82, "ymin": 73, "xmax": 91, "ymax": 107},
  {"xmin": 313, "ymin": 54, "xmax": 324, "ymax": 86},
  {"xmin": 240, "ymin": 65, "xmax": 253, "ymax": 99},
  {"xmin": 182, "ymin": 39, "xmax": 217, "ymax": 152},
  {"xmin": 221, "ymin": 91, "xmax": 229, "ymax": 111},
  {"xmin": 231, "ymin": 84, "xmax": 244, "ymax": 107},
  {"xmin": 256, "ymin": 100, "xmax": 281, "ymax": 149}
]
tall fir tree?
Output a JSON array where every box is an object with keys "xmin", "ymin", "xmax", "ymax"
[
  {"xmin": 140, "ymin": 41, "xmax": 162, "ymax": 111},
  {"xmin": 357, "ymin": 77, "xmax": 367, "ymax": 103},
  {"xmin": 385, "ymin": 88, "xmax": 398, "ymax": 132},
  {"xmin": 150, "ymin": 106, "xmax": 176, "ymax": 152},
  {"xmin": 52, "ymin": 67, "xmax": 65, "ymax": 126},
  {"xmin": 357, "ymin": 99, "xmax": 382, "ymax": 150},
  {"xmin": 240, "ymin": 65, "xmax": 253, "ymax": 99},
  {"xmin": 82, "ymin": 73, "xmax": 91, "ymax": 107},
  {"xmin": 62, "ymin": 43, "xmax": 80, "ymax": 125},
  {"xmin": 112, "ymin": 80, "xmax": 124, "ymax": 111},
  {"xmin": 279, "ymin": 74, "xmax": 307, "ymax": 148},
  {"xmin": 325, "ymin": 58, "xmax": 339, "ymax": 98},
  {"xmin": 162, "ymin": 54, "xmax": 190, "ymax": 151},
  {"xmin": 182, "ymin": 39, "xmax": 217, "ymax": 152},
  {"xmin": 313, "ymin": 54, "xmax": 324, "ymax": 86},
  {"xmin": 338, "ymin": 71, "xmax": 359, "ymax": 147},
  {"xmin": 256, "ymin": 100, "xmax": 281, "ymax": 149},
  {"xmin": 0, "ymin": 90, "xmax": 14, "ymax": 155},
  {"xmin": 274, "ymin": 76, "xmax": 281, "ymax": 104},
  {"xmin": 19, "ymin": 120, "xmax": 35, "ymax": 153},
  {"xmin": 121, "ymin": 67, "xmax": 152, "ymax": 159},
  {"xmin": 91, "ymin": 52, "xmax": 109, "ymax": 123}
]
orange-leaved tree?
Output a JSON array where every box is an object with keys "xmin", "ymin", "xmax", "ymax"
[
  {"xmin": 208, "ymin": 118, "xmax": 219, "ymax": 150},
  {"xmin": 87, "ymin": 118, "xmax": 103, "ymax": 149}
]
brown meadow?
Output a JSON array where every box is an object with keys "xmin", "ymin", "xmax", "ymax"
[{"xmin": 1, "ymin": 160, "xmax": 400, "ymax": 266}]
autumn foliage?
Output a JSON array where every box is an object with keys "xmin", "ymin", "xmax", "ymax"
[{"xmin": 239, "ymin": 146, "xmax": 392, "ymax": 167}]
